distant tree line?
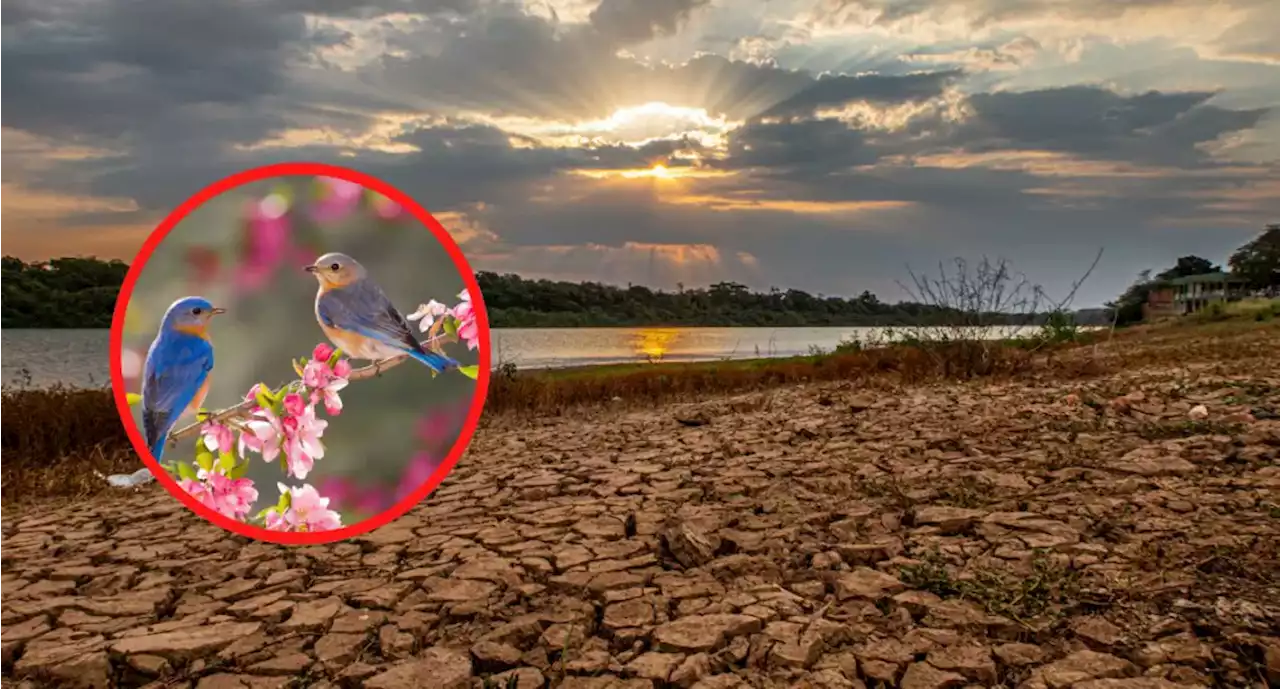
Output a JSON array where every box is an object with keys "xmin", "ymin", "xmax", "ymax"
[
  {"xmin": 476, "ymin": 272, "xmax": 1077, "ymax": 327},
  {"xmin": 12, "ymin": 226, "xmax": 1272, "ymax": 330},
  {"xmin": 1108, "ymin": 225, "xmax": 1280, "ymax": 326},
  {"xmin": 2, "ymin": 256, "xmax": 129, "ymax": 328}
]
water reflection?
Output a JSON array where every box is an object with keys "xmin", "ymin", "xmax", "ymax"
[{"xmin": 632, "ymin": 328, "xmax": 680, "ymax": 362}]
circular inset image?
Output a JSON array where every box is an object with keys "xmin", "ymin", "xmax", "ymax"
[{"xmin": 110, "ymin": 162, "xmax": 490, "ymax": 545}]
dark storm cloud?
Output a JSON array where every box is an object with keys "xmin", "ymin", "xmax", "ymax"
[
  {"xmin": 2, "ymin": 0, "xmax": 311, "ymax": 144},
  {"xmin": 721, "ymin": 119, "xmax": 880, "ymax": 173},
  {"xmin": 588, "ymin": 0, "xmax": 711, "ymax": 46},
  {"xmin": 759, "ymin": 70, "xmax": 962, "ymax": 119},
  {"xmin": 954, "ymin": 87, "xmax": 1269, "ymax": 167}
]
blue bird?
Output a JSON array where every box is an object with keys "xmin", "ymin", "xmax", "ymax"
[
  {"xmin": 306, "ymin": 252, "xmax": 459, "ymax": 374},
  {"xmin": 141, "ymin": 296, "xmax": 225, "ymax": 461}
]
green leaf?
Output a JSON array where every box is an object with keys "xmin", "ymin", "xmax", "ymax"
[
  {"xmin": 293, "ymin": 358, "xmax": 306, "ymax": 377},
  {"xmin": 126, "ymin": 393, "xmax": 143, "ymax": 406},
  {"xmin": 328, "ymin": 349, "xmax": 344, "ymax": 367},
  {"xmin": 217, "ymin": 451, "xmax": 236, "ymax": 473},
  {"xmin": 457, "ymin": 365, "xmax": 480, "ymax": 380},
  {"xmin": 253, "ymin": 506, "xmax": 275, "ymax": 522},
  {"xmin": 228, "ymin": 460, "xmax": 248, "ymax": 480},
  {"xmin": 443, "ymin": 317, "xmax": 459, "ymax": 337},
  {"xmin": 177, "ymin": 462, "xmax": 198, "ymax": 481},
  {"xmin": 277, "ymin": 488, "xmax": 292, "ymax": 512},
  {"xmin": 255, "ymin": 386, "xmax": 273, "ymax": 411},
  {"xmin": 195, "ymin": 450, "xmax": 215, "ymax": 473}
]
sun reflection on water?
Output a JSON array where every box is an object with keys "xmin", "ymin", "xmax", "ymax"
[{"xmin": 632, "ymin": 328, "xmax": 680, "ymax": 362}]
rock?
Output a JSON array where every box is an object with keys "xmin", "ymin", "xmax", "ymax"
[
  {"xmin": 428, "ymin": 578, "xmax": 497, "ymax": 602},
  {"xmin": 314, "ymin": 633, "xmax": 365, "ymax": 666},
  {"xmin": 1265, "ymin": 639, "xmax": 1280, "ymax": 685},
  {"xmin": 1070, "ymin": 676, "xmax": 1177, "ymax": 681},
  {"xmin": 472, "ymin": 640, "xmax": 524, "ymax": 671},
  {"xmin": 662, "ymin": 522, "xmax": 721, "ymax": 568},
  {"xmin": 670, "ymin": 652, "xmax": 714, "ymax": 687},
  {"xmin": 900, "ymin": 662, "xmax": 965, "ymax": 689},
  {"xmin": 278, "ymin": 597, "xmax": 342, "ymax": 632},
  {"xmin": 833, "ymin": 568, "xmax": 906, "ymax": 601},
  {"xmin": 489, "ymin": 667, "xmax": 547, "ymax": 688},
  {"xmin": 364, "ymin": 647, "xmax": 472, "ymax": 689},
  {"xmin": 1033, "ymin": 650, "xmax": 1136, "ymax": 689},
  {"xmin": 860, "ymin": 659, "xmax": 899, "ymax": 684},
  {"xmin": 110, "ymin": 622, "xmax": 262, "ymax": 662},
  {"xmin": 653, "ymin": 614, "xmax": 760, "ymax": 653},
  {"xmin": 625, "ymin": 652, "xmax": 684, "ymax": 682},
  {"xmin": 926, "ymin": 645, "xmax": 996, "ymax": 683},
  {"xmin": 771, "ymin": 631, "xmax": 825, "ymax": 669},
  {"xmin": 913, "ymin": 507, "xmax": 984, "ymax": 534},
  {"xmin": 13, "ymin": 636, "xmax": 111, "ymax": 689},
  {"xmin": 994, "ymin": 642, "xmax": 1044, "ymax": 666},
  {"xmin": 1073, "ymin": 617, "xmax": 1125, "ymax": 648},
  {"xmin": 603, "ymin": 599, "xmax": 655, "ymax": 629}
]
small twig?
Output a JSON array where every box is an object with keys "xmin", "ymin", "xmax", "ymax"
[{"xmin": 165, "ymin": 333, "xmax": 452, "ymax": 447}]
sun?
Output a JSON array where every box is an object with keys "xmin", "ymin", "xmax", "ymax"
[{"xmin": 650, "ymin": 164, "xmax": 672, "ymax": 179}]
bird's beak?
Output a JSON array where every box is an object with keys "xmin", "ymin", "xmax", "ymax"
[
  {"xmin": 211, "ymin": 307, "xmax": 227, "ymax": 316},
  {"xmin": 304, "ymin": 265, "xmax": 318, "ymax": 273}
]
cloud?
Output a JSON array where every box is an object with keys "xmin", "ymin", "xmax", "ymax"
[{"xmin": 3, "ymin": 0, "xmax": 1278, "ymax": 308}]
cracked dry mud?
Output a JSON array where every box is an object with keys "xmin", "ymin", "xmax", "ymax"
[{"xmin": 4, "ymin": 352, "xmax": 1280, "ymax": 688}]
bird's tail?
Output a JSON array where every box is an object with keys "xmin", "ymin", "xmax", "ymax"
[
  {"xmin": 143, "ymin": 408, "xmax": 170, "ymax": 462},
  {"xmin": 148, "ymin": 435, "xmax": 167, "ymax": 462},
  {"xmin": 408, "ymin": 348, "xmax": 460, "ymax": 373}
]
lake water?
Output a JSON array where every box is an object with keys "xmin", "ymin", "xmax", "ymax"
[{"xmin": 2, "ymin": 325, "xmax": 1036, "ymax": 389}]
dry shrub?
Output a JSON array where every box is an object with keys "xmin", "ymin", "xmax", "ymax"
[
  {"xmin": 2, "ymin": 385, "xmax": 136, "ymax": 505},
  {"xmin": 485, "ymin": 340, "xmax": 1106, "ymax": 416}
]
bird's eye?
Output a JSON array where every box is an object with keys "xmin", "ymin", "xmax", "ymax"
[
  {"xmin": 192, "ymin": 307, "xmax": 203, "ymax": 315},
  {"xmin": 330, "ymin": 262, "xmax": 341, "ymax": 271}
]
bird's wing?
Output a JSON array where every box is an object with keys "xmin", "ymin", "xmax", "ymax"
[
  {"xmin": 142, "ymin": 334, "xmax": 214, "ymax": 447},
  {"xmin": 318, "ymin": 280, "xmax": 424, "ymax": 355}
]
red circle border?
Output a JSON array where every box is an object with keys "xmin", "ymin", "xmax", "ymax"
[{"xmin": 109, "ymin": 161, "xmax": 493, "ymax": 546}]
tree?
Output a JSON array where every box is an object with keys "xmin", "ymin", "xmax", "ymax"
[
  {"xmin": 1155, "ymin": 255, "xmax": 1219, "ymax": 281},
  {"xmin": 1228, "ymin": 224, "xmax": 1280, "ymax": 288}
]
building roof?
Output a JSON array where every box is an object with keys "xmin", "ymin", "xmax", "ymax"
[{"xmin": 1163, "ymin": 271, "xmax": 1249, "ymax": 285}]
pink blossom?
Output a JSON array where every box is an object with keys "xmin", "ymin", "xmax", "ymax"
[
  {"xmin": 282, "ymin": 404, "xmax": 327, "ymax": 480},
  {"xmin": 353, "ymin": 486, "xmax": 391, "ymax": 516},
  {"xmin": 283, "ymin": 392, "xmax": 306, "ymax": 417},
  {"xmin": 395, "ymin": 452, "xmax": 442, "ymax": 503},
  {"xmin": 178, "ymin": 467, "xmax": 258, "ymax": 521},
  {"xmin": 235, "ymin": 194, "xmax": 292, "ymax": 293},
  {"xmin": 310, "ymin": 177, "xmax": 364, "ymax": 223},
  {"xmin": 406, "ymin": 300, "xmax": 449, "ymax": 333},
  {"xmin": 200, "ymin": 420, "xmax": 235, "ymax": 454},
  {"xmin": 242, "ymin": 408, "xmax": 284, "ymax": 464},
  {"xmin": 302, "ymin": 349, "xmax": 350, "ymax": 416},
  {"xmin": 265, "ymin": 484, "xmax": 343, "ymax": 532},
  {"xmin": 313, "ymin": 343, "xmax": 335, "ymax": 362},
  {"xmin": 201, "ymin": 469, "xmax": 259, "ymax": 520},
  {"xmin": 334, "ymin": 359, "xmax": 352, "ymax": 378},
  {"xmin": 451, "ymin": 290, "xmax": 480, "ymax": 351}
]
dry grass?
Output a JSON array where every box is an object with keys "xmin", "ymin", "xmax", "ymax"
[
  {"xmin": 485, "ymin": 338, "xmax": 1107, "ymax": 416},
  {"xmin": 1, "ymin": 384, "xmax": 137, "ymax": 506},
  {"xmin": 4, "ymin": 316, "xmax": 1276, "ymax": 506}
]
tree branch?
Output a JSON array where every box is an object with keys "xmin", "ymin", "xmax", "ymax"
[{"xmin": 165, "ymin": 333, "xmax": 452, "ymax": 447}]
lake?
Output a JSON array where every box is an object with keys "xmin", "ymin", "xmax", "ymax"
[{"xmin": 2, "ymin": 325, "xmax": 1037, "ymax": 389}]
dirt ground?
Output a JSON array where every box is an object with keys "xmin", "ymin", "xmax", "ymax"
[{"xmin": 3, "ymin": 328, "xmax": 1279, "ymax": 688}]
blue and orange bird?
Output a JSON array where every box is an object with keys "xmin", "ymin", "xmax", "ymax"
[
  {"xmin": 306, "ymin": 252, "xmax": 459, "ymax": 374},
  {"xmin": 140, "ymin": 297, "xmax": 225, "ymax": 461}
]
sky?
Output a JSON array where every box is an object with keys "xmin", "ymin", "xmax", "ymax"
[{"xmin": 4, "ymin": 0, "xmax": 1278, "ymax": 306}]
